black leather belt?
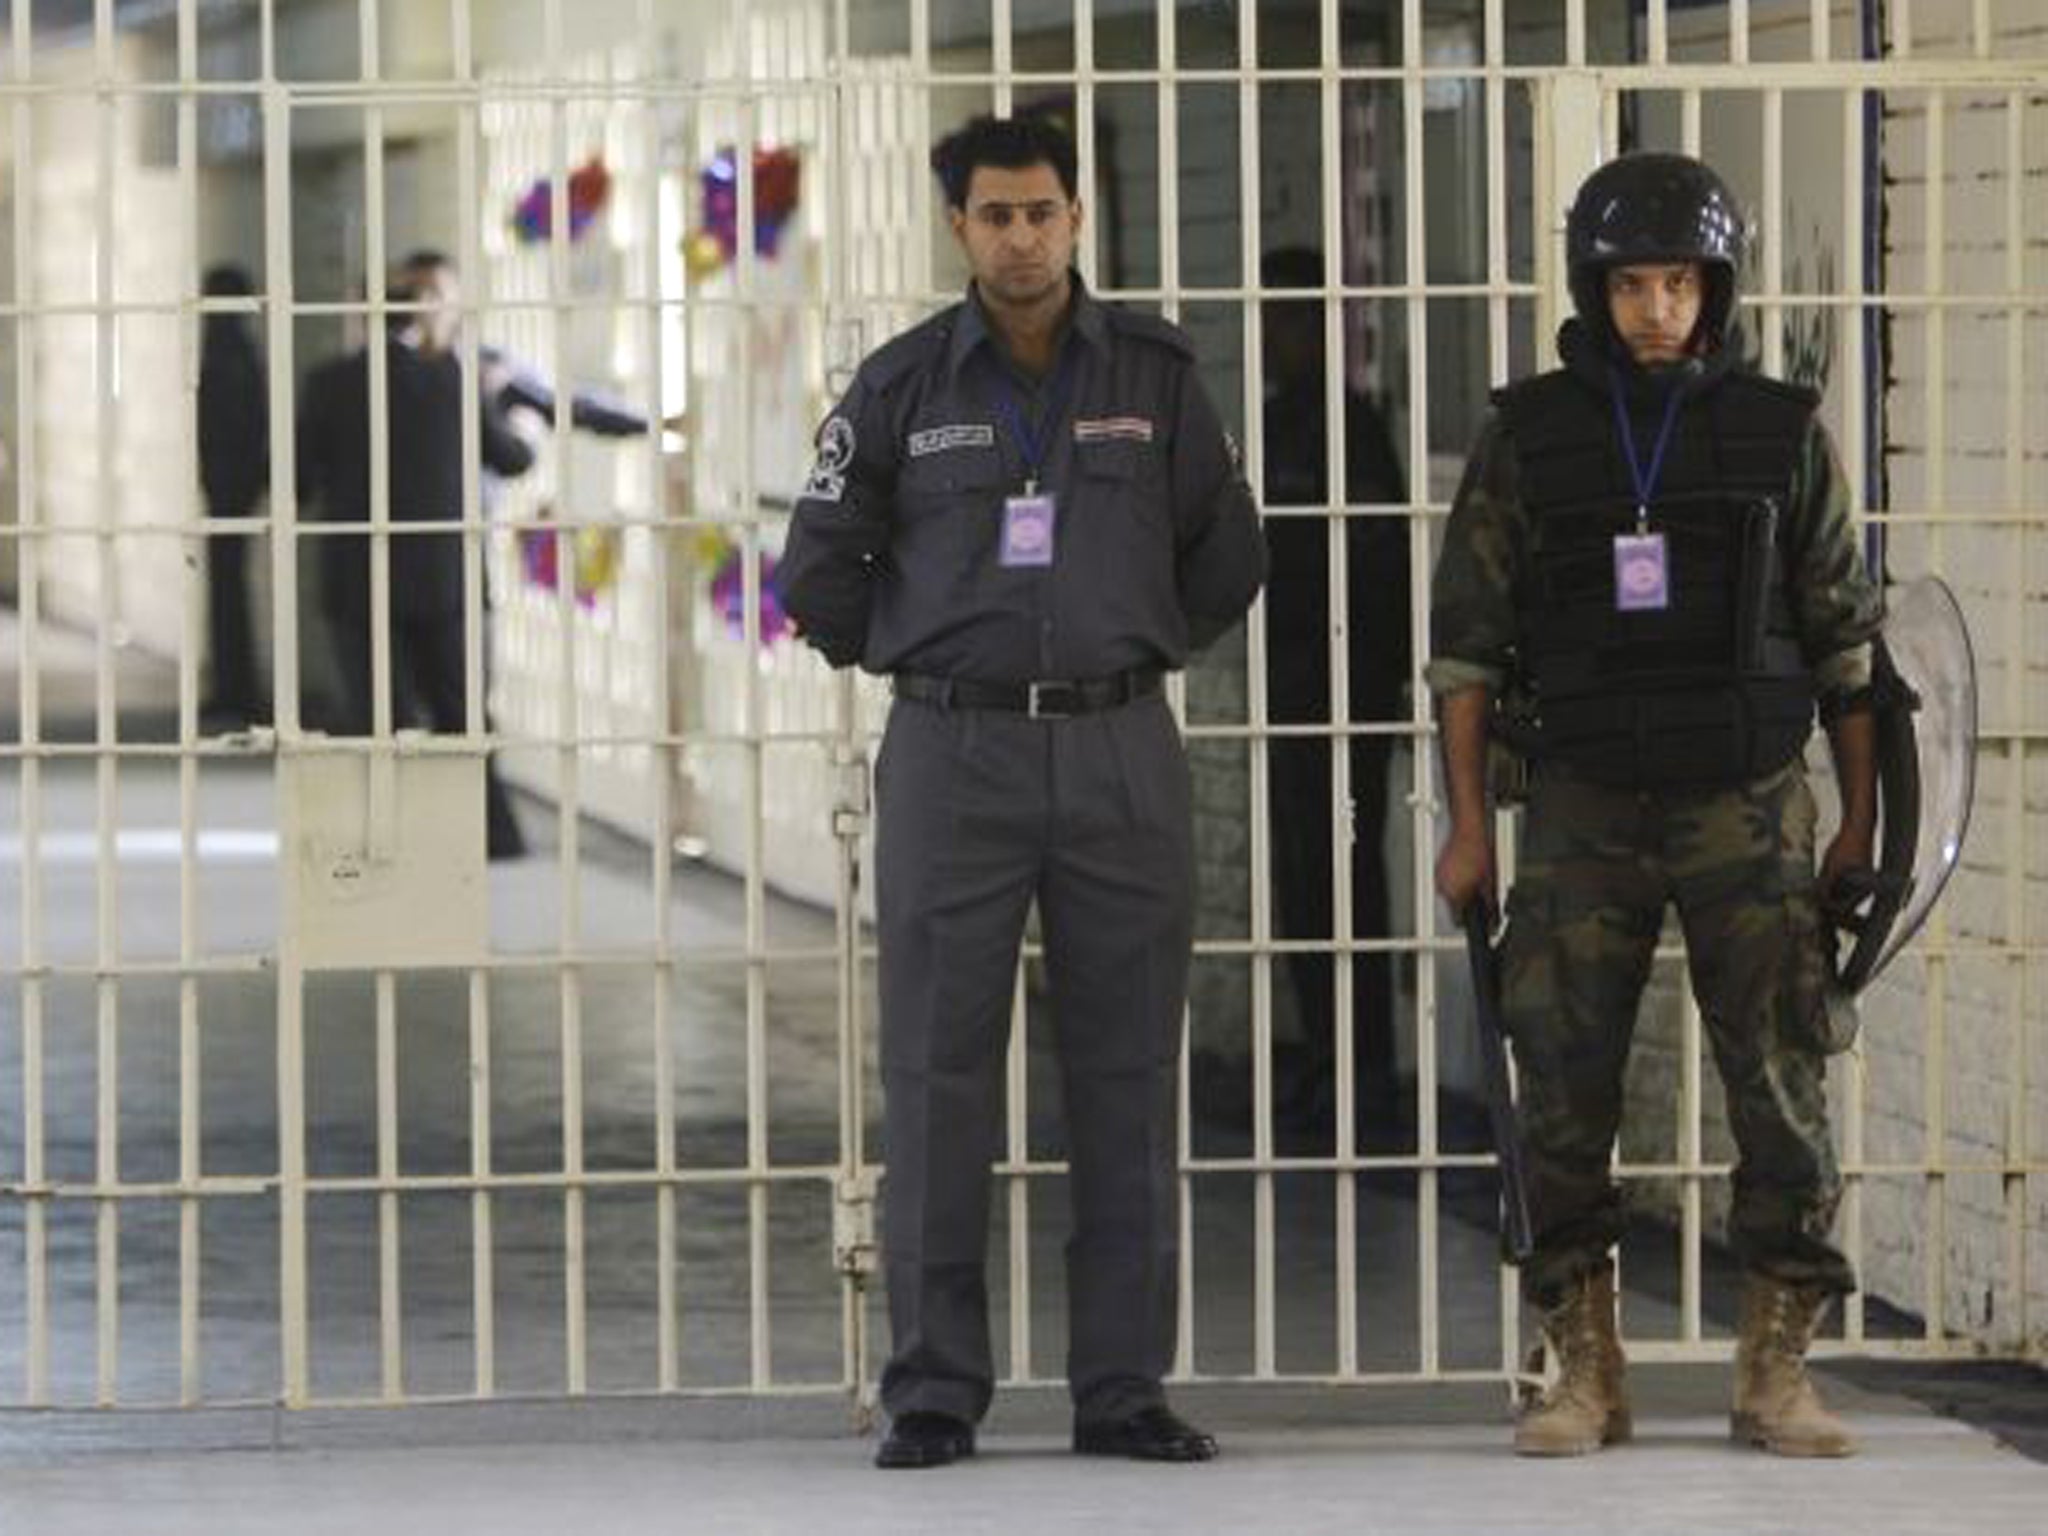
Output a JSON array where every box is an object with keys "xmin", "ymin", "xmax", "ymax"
[{"xmin": 892, "ymin": 668, "xmax": 1163, "ymax": 719}]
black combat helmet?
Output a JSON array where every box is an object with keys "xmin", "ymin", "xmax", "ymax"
[{"xmin": 1566, "ymin": 152, "xmax": 1746, "ymax": 350}]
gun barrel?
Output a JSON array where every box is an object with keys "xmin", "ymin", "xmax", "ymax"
[{"xmin": 1463, "ymin": 903, "xmax": 1535, "ymax": 1262}]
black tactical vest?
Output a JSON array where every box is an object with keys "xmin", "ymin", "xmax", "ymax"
[{"xmin": 1496, "ymin": 364, "xmax": 1818, "ymax": 790}]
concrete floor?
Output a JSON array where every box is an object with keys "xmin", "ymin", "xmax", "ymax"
[
  {"xmin": 3, "ymin": 664, "xmax": 2045, "ymax": 1529},
  {"xmin": 2, "ymin": 1379, "xmax": 2045, "ymax": 1536}
]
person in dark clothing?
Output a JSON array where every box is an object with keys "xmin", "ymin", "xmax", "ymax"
[
  {"xmin": 298, "ymin": 262, "xmax": 537, "ymax": 858},
  {"xmin": 396, "ymin": 249, "xmax": 653, "ymax": 479},
  {"xmin": 1254, "ymin": 246, "xmax": 1412, "ymax": 1150},
  {"xmin": 778, "ymin": 115, "xmax": 1264, "ymax": 1470},
  {"xmin": 198, "ymin": 263, "xmax": 270, "ymax": 728}
]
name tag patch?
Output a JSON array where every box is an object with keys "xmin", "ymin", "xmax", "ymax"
[
  {"xmin": 908, "ymin": 423, "xmax": 996, "ymax": 458},
  {"xmin": 1073, "ymin": 415, "xmax": 1154, "ymax": 445}
]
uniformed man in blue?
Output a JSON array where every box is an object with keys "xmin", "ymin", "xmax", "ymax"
[{"xmin": 776, "ymin": 114, "xmax": 1265, "ymax": 1469}]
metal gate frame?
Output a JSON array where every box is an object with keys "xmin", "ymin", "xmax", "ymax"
[{"xmin": 4, "ymin": 0, "xmax": 2043, "ymax": 1417}]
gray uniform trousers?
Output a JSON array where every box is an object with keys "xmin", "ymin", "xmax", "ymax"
[{"xmin": 873, "ymin": 688, "xmax": 1193, "ymax": 1426}]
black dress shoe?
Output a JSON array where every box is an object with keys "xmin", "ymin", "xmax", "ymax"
[
  {"xmin": 875, "ymin": 1411, "xmax": 975, "ymax": 1469},
  {"xmin": 1073, "ymin": 1406, "xmax": 1219, "ymax": 1462}
]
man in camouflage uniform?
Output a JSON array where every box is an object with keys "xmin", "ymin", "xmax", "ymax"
[{"xmin": 1428, "ymin": 153, "xmax": 1883, "ymax": 1458}]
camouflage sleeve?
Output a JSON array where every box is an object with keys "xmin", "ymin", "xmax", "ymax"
[
  {"xmin": 1424, "ymin": 411, "xmax": 1526, "ymax": 698},
  {"xmin": 1785, "ymin": 418, "xmax": 1884, "ymax": 700},
  {"xmin": 773, "ymin": 372, "xmax": 900, "ymax": 669}
]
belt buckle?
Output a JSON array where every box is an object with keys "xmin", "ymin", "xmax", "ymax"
[{"xmin": 1027, "ymin": 680, "xmax": 1074, "ymax": 720}]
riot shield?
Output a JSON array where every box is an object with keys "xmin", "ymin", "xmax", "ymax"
[{"xmin": 1827, "ymin": 575, "xmax": 1977, "ymax": 999}]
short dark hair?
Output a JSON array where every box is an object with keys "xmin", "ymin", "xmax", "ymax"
[
  {"xmin": 930, "ymin": 113, "xmax": 1078, "ymax": 210},
  {"xmin": 400, "ymin": 247, "xmax": 454, "ymax": 275}
]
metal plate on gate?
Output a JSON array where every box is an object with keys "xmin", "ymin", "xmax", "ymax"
[{"xmin": 280, "ymin": 744, "xmax": 488, "ymax": 970}]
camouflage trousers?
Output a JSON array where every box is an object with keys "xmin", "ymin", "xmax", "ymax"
[{"xmin": 1502, "ymin": 761, "xmax": 1856, "ymax": 1307}]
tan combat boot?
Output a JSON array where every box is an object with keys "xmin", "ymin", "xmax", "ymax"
[
  {"xmin": 1514, "ymin": 1265, "xmax": 1632, "ymax": 1456},
  {"xmin": 1731, "ymin": 1274, "xmax": 1855, "ymax": 1458}
]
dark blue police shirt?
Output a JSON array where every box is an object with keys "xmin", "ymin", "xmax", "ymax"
[{"xmin": 776, "ymin": 276, "xmax": 1266, "ymax": 682}]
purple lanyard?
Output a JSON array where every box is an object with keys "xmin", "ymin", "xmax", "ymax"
[
  {"xmin": 993, "ymin": 349, "xmax": 1075, "ymax": 495},
  {"xmin": 1609, "ymin": 367, "xmax": 1685, "ymax": 530}
]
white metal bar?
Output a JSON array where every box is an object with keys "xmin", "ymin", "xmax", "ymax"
[
  {"xmin": 358, "ymin": 0, "xmax": 401, "ymax": 1411},
  {"xmin": 1074, "ymin": 0, "xmax": 1098, "ymax": 290},
  {"xmin": 991, "ymin": 0, "xmax": 1012, "ymax": 115},
  {"xmin": 455, "ymin": 0, "xmax": 484, "ymax": 747},
  {"xmin": 1999, "ymin": 87, "xmax": 2028, "ymax": 1353},
  {"xmin": 1005, "ymin": 969, "xmax": 1032, "ymax": 1381},
  {"xmin": 730, "ymin": 0, "xmax": 773, "ymax": 1394},
  {"xmin": 636, "ymin": 0, "xmax": 681, "ymax": 1399},
  {"xmin": 1920, "ymin": 86, "xmax": 1948, "ymax": 1343},
  {"xmin": 1324, "ymin": 0, "xmax": 1359, "ymax": 1382},
  {"xmin": 1731, "ymin": 0, "xmax": 1751, "ymax": 67},
  {"xmin": 362, "ymin": 0, "xmax": 393, "ymax": 746},
  {"xmin": 260, "ymin": 68, "xmax": 311, "ymax": 1407},
  {"xmin": 1760, "ymin": 89, "xmax": 1785, "ymax": 379},
  {"xmin": 1482, "ymin": 0, "xmax": 1519, "ymax": 1382},
  {"xmin": 92, "ymin": 0, "xmax": 121, "ymax": 1410},
  {"xmin": 0, "ymin": 56, "xmax": 2036, "ymax": 100},
  {"xmin": 909, "ymin": 0, "xmax": 931, "ymax": 298},
  {"xmin": 4, "ymin": 279, "xmax": 2043, "ymax": 323},
  {"xmin": 14, "ymin": 0, "xmax": 48, "ymax": 1410},
  {"xmin": 1837, "ymin": 77, "xmax": 1869, "ymax": 1348},
  {"xmin": 1236, "ymin": 0, "xmax": 1278, "ymax": 1388},
  {"xmin": 468, "ymin": 967, "xmax": 496, "ymax": 1398},
  {"xmin": 376, "ymin": 971, "xmax": 403, "ymax": 1398},
  {"xmin": 175, "ymin": 0, "xmax": 204, "ymax": 1405},
  {"xmin": 561, "ymin": 964, "xmax": 588, "ymax": 1395},
  {"xmin": 829, "ymin": 5, "xmax": 874, "ymax": 1414},
  {"xmin": 449, "ymin": 0, "xmax": 498, "ymax": 1408},
  {"xmin": 1401, "ymin": 0, "xmax": 1440, "ymax": 1381},
  {"xmin": 260, "ymin": 25, "xmax": 299, "ymax": 741},
  {"xmin": 1153, "ymin": 0, "xmax": 1200, "ymax": 1385},
  {"xmin": 1679, "ymin": 990, "xmax": 1703, "ymax": 1344},
  {"xmin": 537, "ymin": 0, "xmax": 590, "ymax": 1399}
]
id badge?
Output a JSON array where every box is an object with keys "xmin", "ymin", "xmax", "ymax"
[
  {"xmin": 1000, "ymin": 492, "xmax": 1057, "ymax": 568},
  {"xmin": 1613, "ymin": 531, "xmax": 1670, "ymax": 612}
]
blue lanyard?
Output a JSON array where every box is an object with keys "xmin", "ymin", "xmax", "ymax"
[
  {"xmin": 1609, "ymin": 367, "xmax": 1685, "ymax": 530},
  {"xmin": 993, "ymin": 349, "xmax": 1075, "ymax": 495}
]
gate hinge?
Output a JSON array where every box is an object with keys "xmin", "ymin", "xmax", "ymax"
[
  {"xmin": 833, "ymin": 1169, "xmax": 880, "ymax": 1282},
  {"xmin": 830, "ymin": 743, "xmax": 871, "ymax": 840}
]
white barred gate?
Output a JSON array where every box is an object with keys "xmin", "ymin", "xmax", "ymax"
[{"xmin": 0, "ymin": 0, "xmax": 2041, "ymax": 1414}]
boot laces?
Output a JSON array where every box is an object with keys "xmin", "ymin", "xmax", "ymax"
[
  {"xmin": 1549, "ymin": 1283, "xmax": 1612, "ymax": 1392},
  {"xmin": 1767, "ymin": 1284, "xmax": 1822, "ymax": 1355}
]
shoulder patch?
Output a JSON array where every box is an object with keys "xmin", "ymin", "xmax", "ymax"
[
  {"xmin": 800, "ymin": 414, "xmax": 857, "ymax": 503},
  {"xmin": 1105, "ymin": 306, "xmax": 1196, "ymax": 358}
]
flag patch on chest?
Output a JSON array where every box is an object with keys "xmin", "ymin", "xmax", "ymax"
[
  {"xmin": 908, "ymin": 423, "xmax": 996, "ymax": 457},
  {"xmin": 1073, "ymin": 416, "xmax": 1154, "ymax": 444}
]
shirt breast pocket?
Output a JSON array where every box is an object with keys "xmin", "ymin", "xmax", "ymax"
[
  {"xmin": 1075, "ymin": 437, "xmax": 1170, "ymax": 552},
  {"xmin": 897, "ymin": 447, "xmax": 1010, "ymax": 582}
]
